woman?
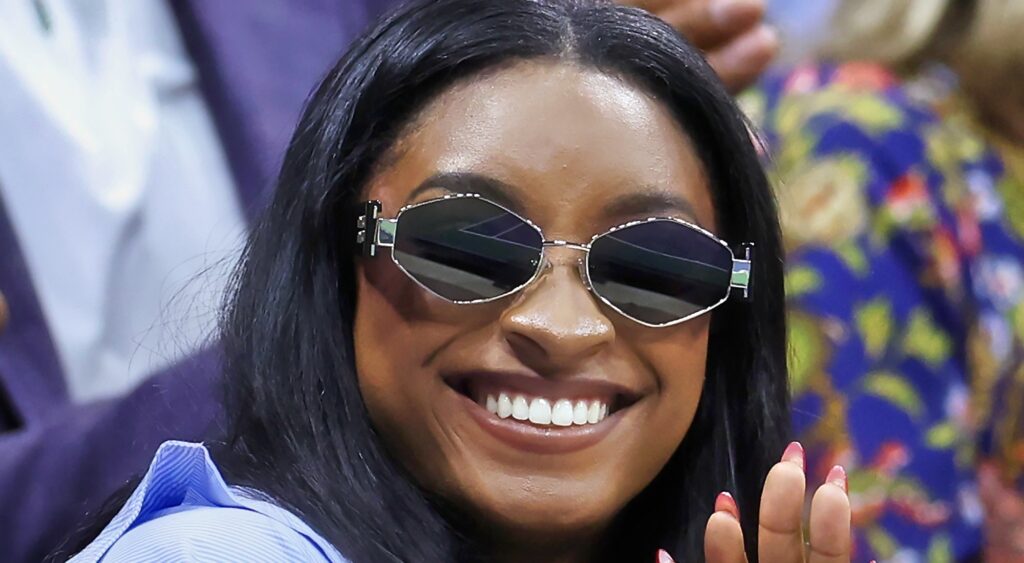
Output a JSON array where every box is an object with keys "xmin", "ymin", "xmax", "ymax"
[
  {"xmin": 68, "ymin": 0, "xmax": 851, "ymax": 561},
  {"xmin": 743, "ymin": 0, "xmax": 1024, "ymax": 560}
]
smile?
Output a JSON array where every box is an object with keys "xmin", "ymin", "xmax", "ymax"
[
  {"xmin": 444, "ymin": 371, "xmax": 640, "ymax": 454},
  {"xmin": 477, "ymin": 391, "xmax": 609, "ymax": 427}
]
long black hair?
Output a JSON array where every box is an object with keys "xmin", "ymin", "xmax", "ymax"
[{"xmin": 217, "ymin": 0, "xmax": 789, "ymax": 561}]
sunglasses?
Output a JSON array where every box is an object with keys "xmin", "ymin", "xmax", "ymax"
[{"xmin": 356, "ymin": 193, "xmax": 753, "ymax": 327}]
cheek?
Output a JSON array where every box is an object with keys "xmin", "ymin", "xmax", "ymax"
[
  {"xmin": 641, "ymin": 319, "xmax": 711, "ymax": 451},
  {"xmin": 351, "ymin": 260, "xmax": 496, "ymax": 474},
  {"xmin": 352, "ymin": 262, "xmax": 441, "ymax": 468}
]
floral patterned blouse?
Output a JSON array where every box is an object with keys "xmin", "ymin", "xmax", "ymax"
[{"xmin": 742, "ymin": 62, "xmax": 1024, "ymax": 562}]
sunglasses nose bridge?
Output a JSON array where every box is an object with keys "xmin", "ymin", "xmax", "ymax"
[
  {"xmin": 528, "ymin": 242, "xmax": 595, "ymax": 304},
  {"xmin": 532, "ymin": 253, "xmax": 591, "ymax": 288},
  {"xmin": 537, "ymin": 240, "xmax": 590, "ymax": 283}
]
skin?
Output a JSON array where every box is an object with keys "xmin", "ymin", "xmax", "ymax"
[
  {"xmin": 617, "ymin": 0, "xmax": 779, "ymax": 93},
  {"xmin": 979, "ymin": 461, "xmax": 1024, "ymax": 562},
  {"xmin": 0, "ymin": 291, "xmax": 7, "ymax": 332},
  {"xmin": 353, "ymin": 61, "xmax": 852, "ymax": 562}
]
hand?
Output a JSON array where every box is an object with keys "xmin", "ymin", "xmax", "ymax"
[
  {"xmin": 0, "ymin": 290, "xmax": 8, "ymax": 332},
  {"xmin": 616, "ymin": 0, "xmax": 778, "ymax": 93},
  {"xmin": 978, "ymin": 461, "xmax": 1024, "ymax": 562},
  {"xmin": 660, "ymin": 442, "xmax": 858, "ymax": 563}
]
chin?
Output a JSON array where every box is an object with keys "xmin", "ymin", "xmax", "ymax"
[{"xmin": 449, "ymin": 471, "xmax": 626, "ymax": 545}]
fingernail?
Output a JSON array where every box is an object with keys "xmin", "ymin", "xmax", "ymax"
[
  {"xmin": 827, "ymin": 464, "xmax": 848, "ymax": 494},
  {"xmin": 710, "ymin": 0, "xmax": 764, "ymax": 26},
  {"xmin": 781, "ymin": 441, "xmax": 804, "ymax": 470},
  {"xmin": 657, "ymin": 548, "xmax": 676, "ymax": 563},
  {"xmin": 715, "ymin": 491, "xmax": 741, "ymax": 521}
]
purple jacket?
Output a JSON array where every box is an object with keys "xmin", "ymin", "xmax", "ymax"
[{"xmin": 0, "ymin": 1, "xmax": 396, "ymax": 560}]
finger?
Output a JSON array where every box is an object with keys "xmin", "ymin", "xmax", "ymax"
[
  {"xmin": 658, "ymin": 0, "xmax": 766, "ymax": 50},
  {"xmin": 808, "ymin": 465, "xmax": 852, "ymax": 563},
  {"xmin": 758, "ymin": 442, "xmax": 807, "ymax": 563},
  {"xmin": 705, "ymin": 24, "xmax": 778, "ymax": 93},
  {"xmin": 704, "ymin": 497, "xmax": 748, "ymax": 563},
  {"xmin": 978, "ymin": 461, "xmax": 1024, "ymax": 520}
]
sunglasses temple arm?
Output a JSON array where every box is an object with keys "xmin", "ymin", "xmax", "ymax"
[
  {"xmin": 730, "ymin": 242, "xmax": 754, "ymax": 301},
  {"xmin": 355, "ymin": 200, "xmax": 396, "ymax": 257}
]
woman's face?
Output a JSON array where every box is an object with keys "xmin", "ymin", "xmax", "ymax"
[{"xmin": 354, "ymin": 61, "xmax": 717, "ymax": 546}]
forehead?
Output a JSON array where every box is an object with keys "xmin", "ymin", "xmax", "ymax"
[{"xmin": 366, "ymin": 61, "xmax": 716, "ymax": 234}]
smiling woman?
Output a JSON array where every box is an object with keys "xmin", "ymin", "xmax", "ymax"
[{"xmin": 65, "ymin": 1, "xmax": 851, "ymax": 562}]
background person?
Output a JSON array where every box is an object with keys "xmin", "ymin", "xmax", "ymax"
[{"xmin": 744, "ymin": 0, "xmax": 1024, "ymax": 559}]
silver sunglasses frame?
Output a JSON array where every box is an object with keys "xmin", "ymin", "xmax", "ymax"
[{"xmin": 356, "ymin": 193, "xmax": 752, "ymax": 328}]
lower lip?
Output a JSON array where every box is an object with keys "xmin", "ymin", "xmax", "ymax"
[{"xmin": 456, "ymin": 391, "xmax": 624, "ymax": 455}]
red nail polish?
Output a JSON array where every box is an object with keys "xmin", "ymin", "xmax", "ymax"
[
  {"xmin": 657, "ymin": 548, "xmax": 675, "ymax": 563},
  {"xmin": 715, "ymin": 491, "xmax": 741, "ymax": 521},
  {"xmin": 826, "ymin": 464, "xmax": 848, "ymax": 494},
  {"xmin": 781, "ymin": 441, "xmax": 804, "ymax": 470}
]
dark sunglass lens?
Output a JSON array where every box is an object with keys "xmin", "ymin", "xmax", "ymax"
[
  {"xmin": 587, "ymin": 220, "xmax": 733, "ymax": 325},
  {"xmin": 393, "ymin": 197, "xmax": 543, "ymax": 302}
]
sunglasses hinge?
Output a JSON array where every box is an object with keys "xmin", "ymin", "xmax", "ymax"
[
  {"xmin": 356, "ymin": 200, "xmax": 383, "ymax": 257},
  {"xmin": 730, "ymin": 242, "xmax": 754, "ymax": 301}
]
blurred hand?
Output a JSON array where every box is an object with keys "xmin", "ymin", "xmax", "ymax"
[
  {"xmin": 979, "ymin": 462, "xmax": 1024, "ymax": 562},
  {"xmin": 0, "ymin": 291, "xmax": 7, "ymax": 332},
  {"xmin": 617, "ymin": 0, "xmax": 778, "ymax": 93},
  {"xmin": 659, "ymin": 442, "xmax": 857, "ymax": 563}
]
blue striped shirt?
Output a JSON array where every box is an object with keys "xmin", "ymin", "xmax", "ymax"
[{"xmin": 70, "ymin": 441, "xmax": 349, "ymax": 562}]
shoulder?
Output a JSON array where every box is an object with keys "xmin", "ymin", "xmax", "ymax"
[
  {"xmin": 69, "ymin": 441, "xmax": 346, "ymax": 563},
  {"xmin": 744, "ymin": 63, "xmax": 1001, "ymax": 249},
  {"xmin": 99, "ymin": 506, "xmax": 332, "ymax": 562},
  {"xmin": 746, "ymin": 62, "xmax": 1002, "ymax": 186},
  {"xmin": 746, "ymin": 63, "xmax": 951, "ymax": 183},
  {"xmin": 745, "ymin": 61, "xmax": 936, "ymax": 137}
]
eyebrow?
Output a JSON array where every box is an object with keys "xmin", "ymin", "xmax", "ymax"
[
  {"xmin": 406, "ymin": 172, "xmax": 524, "ymax": 214},
  {"xmin": 407, "ymin": 172, "xmax": 701, "ymax": 227},
  {"xmin": 601, "ymin": 190, "xmax": 702, "ymax": 227}
]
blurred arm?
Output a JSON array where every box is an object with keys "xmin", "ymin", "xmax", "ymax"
[
  {"xmin": 616, "ymin": 0, "xmax": 778, "ymax": 92},
  {"xmin": 0, "ymin": 346, "xmax": 224, "ymax": 563}
]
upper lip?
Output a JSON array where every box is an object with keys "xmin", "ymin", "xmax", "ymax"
[{"xmin": 443, "ymin": 370, "xmax": 643, "ymax": 408}]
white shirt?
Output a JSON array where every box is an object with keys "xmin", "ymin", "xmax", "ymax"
[{"xmin": 0, "ymin": 0, "xmax": 246, "ymax": 402}]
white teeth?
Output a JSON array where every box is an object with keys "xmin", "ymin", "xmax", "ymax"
[
  {"xmin": 481, "ymin": 391, "xmax": 611, "ymax": 428},
  {"xmin": 528, "ymin": 398, "xmax": 552, "ymax": 424},
  {"xmin": 573, "ymin": 401, "xmax": 589, "ymax": 425},
  {"xmin": 497, "ymin": 393, "xmax": 513, "ymax": 418},
  {"xmin": 552, "ymin": 400, "xmax": 574, "ymax": 427},
  {"xmin": 512, "ymin": 395, "xmax": 530, "ymax": 421}
]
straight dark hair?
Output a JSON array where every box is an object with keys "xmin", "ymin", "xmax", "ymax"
[{"xmin": 216, "ymin": 0, "xmax": 789, "ymax": 561}]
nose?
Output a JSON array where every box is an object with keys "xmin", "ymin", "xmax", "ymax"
[{"xmin": 499, "ymin": 255, "xmax": 615, "ymax": 372}]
